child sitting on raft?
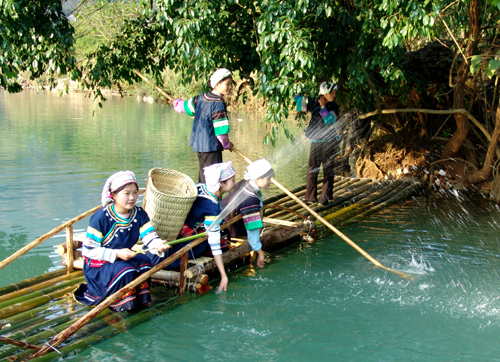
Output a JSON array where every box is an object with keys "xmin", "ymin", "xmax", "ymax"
[
  {"xmin": 147, "ymin": 161, "xmax": 237, "ymax": 292},
  {"xmin": 74, "ymin": 171, "xmax": 170, "ymax": 312},
  {"xmin": 222, "ymin": 159, "xmax": 274, "ymax": 269},
  {"xmin": 171, "ymin": 68, "xmax": 234, "ymax": 183}
]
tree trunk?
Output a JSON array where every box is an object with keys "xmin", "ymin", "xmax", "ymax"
[
  {"xmin": 442, "ymin": 0, "xmax": 480, "ymax": 158},
  {"xmin": 466, "ymin": 100, "xmax": 500, "ymax": 184}
]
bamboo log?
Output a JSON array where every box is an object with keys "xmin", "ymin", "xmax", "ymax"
[
  {"xmin": 2, "ymin": 310, "xmax": 111, "ymax": 361},
  {"xmin": 318, "ymin": 182, "xmax": 413, "ymax": 227},
  {"xmin": 5, "ymin": 309, "xmax": 85, "ymax": 342},
  {"xmin": 0, "ymin": 300, "xmax": 67, "ymax": 334},
  {"xmin": 267, "ymin": 178, "xmax": 370, "ymax": 220},
  {"xmin": 340, "ymin": 182, "xmax": 421, "ymax": 226},
  {"xmin": 0, "ymin": 269, "xmax": 67, "ymax": 297},
  {"xmin": 312, "ymin": 184, "xmax": 401, "ymax": 227},
  {"xmin": 0, "ymin": 277, "xmax": 84, "ymax": 310},
  {"xmin": 150, "ymin": 270, "xmax": 206, "ymax": 283},
  {"xmin": 231, "ymin": 147, "xmax": 414, "ymax": 280},
  {"xmin": 56, "ymin": 240, "xmax": 83, "ymax": 256},
  {"xmin": 25, "ymin": 309, "xmax": 152, "ymax": 362},
  {"xmin": 0, "ymin": 336, "xmax": 41, "ymax": 351},
  {"xmin": 262, "ymin": 182, "xmax": 307, "ymax": 205},
  {"xmin": 0, "ymin": 271, "xmax": 83, "ymax": 304},
  {"xmin": 24, "ymin": 235, "xmax": 210, "ymax": 360},
  {"xmin": 186, "ymin": 221, "xmax": 313, "ymax": 278},
  {"xmin": 61, "ymin": 257, "xmax": 84, "ymax": 270},
  {"xmin": 0, "ymin": 285, "xmax": 76, "ymax": 320},
  {"xmin": 66, "ymin": 226, "xmax": 74, "ymax": 273},
  {"xmin": 318, "ymin": 181, "xmax": 403, "ymax": 223},
  {"xmin": 151, "ymin": 279, "xmax": 212, "ymax": 294},
  {"xmin": 0, "ymin": 319, "xmax": 75, "ymax": 360}
]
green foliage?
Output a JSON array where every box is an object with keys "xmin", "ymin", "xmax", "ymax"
[
  {"xmin": 1, "ymin": 0, "xmax": 499, "ymax": 145},
  {"xmin": 0, "ymin": 0, "xmax": 77, "ymax": 92}
]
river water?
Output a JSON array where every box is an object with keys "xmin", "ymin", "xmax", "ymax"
[{"xmin": 1, "ymin": 91, "xmax": 500, "ymax": 361}]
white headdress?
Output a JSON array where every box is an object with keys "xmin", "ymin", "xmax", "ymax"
[
  {"xmin": 319, "ymin": 81, "xmax": 337, "ymax": 95},
  {"xmin": 101, "ymin": 171, "xmax": 138, "ymax": 206},
  {"xmin": 210, "ymin": 68, "xmax": 232, "ymax": 88},
  {"xmin": 204, "ymin": 161, "xmax": 237, "ymax": 193},
  {"xmin": 244, "ymin": 159, "xmax": 273, "ymax": 181}
]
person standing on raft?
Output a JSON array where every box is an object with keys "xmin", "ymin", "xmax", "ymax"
[
  {"xmin": 222, "ymin": 159, "xmax": 274, "ymax": 269},
  {"xmin": 171, "ymin": 68, "xmax": 234, "ymax": 183},
  {"xmin": 294, "ymin": 81, "xmax": 340, "ymax": 206},
  {"xmin": 73, "ymin": 171, "xmax": 170, "ymax": 312},
  {"xmin": 147, "ymin": 162, "xmax": 237, "ymax": 292}
]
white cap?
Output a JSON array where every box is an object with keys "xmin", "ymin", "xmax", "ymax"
[
  {"xmin": 210, "ymin": 68, "xmax": 232, "ymax": 88},
  {"xmin": 319, "ymin": 81, "xmax": 337, "ymax": 96},
  {"xmin": 244, "ymin": 159, "xmax": 273, "ymax": 180}
]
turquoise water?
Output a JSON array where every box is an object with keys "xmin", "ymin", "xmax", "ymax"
[
  {"xmin": 2, "ymin": 92, "xmax": 500, "ymax": 361},
  {"xmin": 75, "ymin": 197, "xmax": 500, "ymax": 362}
]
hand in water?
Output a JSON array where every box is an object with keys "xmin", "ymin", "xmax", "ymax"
[
  {"xmin": 257, "ymin": 252, "xmax": 265, "ymax": 268},
  {"xmin": 216, "ymin": 275, "xmax": 228, "ymax": 294}
]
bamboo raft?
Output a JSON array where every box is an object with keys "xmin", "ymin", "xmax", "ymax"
[{"xmin": 0, "ymin": 176, "xmax": 421, "ymax": 361}]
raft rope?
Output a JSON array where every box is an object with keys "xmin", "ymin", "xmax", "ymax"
[{"xmin": 45, "ymin": 342, "xmax": 62, "ymax": 355}]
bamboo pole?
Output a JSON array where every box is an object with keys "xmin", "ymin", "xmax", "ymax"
[
  {"xmin": 186, "ymin": 220, "xmax": 313, "ymax": 278},
  {"xmin": 0, "ymin": 277, "xmax": 84, "ymax": 310},
  {"xmin": 65, "ymin": 226, "xmax": 74, "ymax": 274},
  {"xmin": 0, "ymin": 189, "xmax": 145, "ymax": 273},
  {"xmin": 133, "ymin": 70, "xmax": 173, "ymax": 101},
  {"xmin": 56, "ymin": 240, "xmax": 83, "ymax": 256},
  {"xmin": 2, "ymin": 309, "xmax": 112, "ymax": 361},
  {"xmin": 23, "ymin": 236, "xmax": 209, "ymax": 361},
  {"xmin": 0, "ymin": 271, "xmax": 83, "ymax": 304},
  {"xmin": 0, "ymin": 205, "xmax": 101, "ymax": 272},
  {"xmin": 0, "ymin": 285, "xmax": 77, "ymax": 320},
  {"xmin": 5, "ymin": 308, "xmax": 85, "ymax": 342},
  {"xmin": 0, "ymin": 299, "xmax": 68, "ymax": 334},
  {"xmin": 0, "ymin": 336, "xmax": 41, "ymax": 351},
  {"xmin": 0, "ymin": 269, "xmax": 67, "ymax": 296},
  {"xmin": 231, "ymin": 147, "xmax": 415, "ymax": 280}
]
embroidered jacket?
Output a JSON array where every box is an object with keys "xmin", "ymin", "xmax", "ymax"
[
  {"xmin": 294, "ymin": 95, "xmax": 340, "ymax": 142},
  {"xmin": 183, "ymin": 184, "xmax": 223, "ymax": 256},
  {"xmin": 82, "ymin": 205, "xmax": 162, "ymax": 264}
]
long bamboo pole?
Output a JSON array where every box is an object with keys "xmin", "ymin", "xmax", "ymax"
[
  {"xmin": 0, "ymin": 205, "xmax": 101, "ymax": 272},
  {"xmin": 0, "ymin": 336, "xmax": 41, "ymax": 351},
  {"xmin": 0, "ymin": 189, "xmax": 145, "ymax": 273},
  {"xmin": 0, "ymin": 271, "xmax": 83, "ymax": 304},
  {"xmin": 231, "ymin": 146, "xmax": 414, "ymax": 280},
  {"xmin": 133, "ymin": 70, "xmax": 173, "ymax": 101},
  {"xmin": 23, "ymin": 236, "xmax": 208, "ymax": 361}
]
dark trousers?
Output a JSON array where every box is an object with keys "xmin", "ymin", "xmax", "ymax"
[
  {"xmin": 197, "ymin": 150, "xmax": 223, "ymax": 183},
  {"xmin": 304, "ymin": 141, "xmax": 337, "ymax": 203}
]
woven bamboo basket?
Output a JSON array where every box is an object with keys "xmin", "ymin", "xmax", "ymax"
[{"xmin": 143, "ymin": 168, "xmax": 197, "ymax": 241}]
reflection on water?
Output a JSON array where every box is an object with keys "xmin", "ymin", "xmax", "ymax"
[
  {"xmin": 0, "ymin": 91, "xmax": 308, "ymax": 283},
  {"xmin": 2, "ymin": 92, "xmax": 500, "ymax": 361}
]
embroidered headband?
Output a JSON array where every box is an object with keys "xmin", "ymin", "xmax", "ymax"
[{"xmin": 204, "ymin": 161, "xmax": 237, "ymax": 193}]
